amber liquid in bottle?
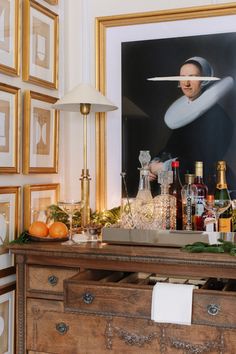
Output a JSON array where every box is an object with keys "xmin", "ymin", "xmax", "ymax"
[
  {"xmin": 169, "ymin": 160, "xmax": 182, "ymax": 230},
  {"xmin": 194, "ymin": 161, "xmax": 208, "ymax": 231}
]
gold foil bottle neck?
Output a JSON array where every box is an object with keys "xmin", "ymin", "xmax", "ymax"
[
  {"xmin": 195, "ymin": 161, "xmax": 203, "ymax": 177},
  {"xmin": 216, "ymin": 160, "xmax": 226, "ymax": 171},
  {"xmin": 185, "ymin": 173, "xmax": 195, "ymax": 184}
]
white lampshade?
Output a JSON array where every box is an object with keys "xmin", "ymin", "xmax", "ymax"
[{"xmin": 53, "ymin": 83, "xmax": 117, "ymax": 112}]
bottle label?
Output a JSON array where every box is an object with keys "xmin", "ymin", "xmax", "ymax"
[
  {"xmin": 195, "ymin": 196, "xmax": 204, "ymax": 216},
  {"xmin": 218, "ymin": 218, "xmax": 231, "ymax": 232}
]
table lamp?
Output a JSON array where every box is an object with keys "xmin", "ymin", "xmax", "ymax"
[{"xmin": 54, "ymin": 83, "xmax": 117, "ymax": 227}]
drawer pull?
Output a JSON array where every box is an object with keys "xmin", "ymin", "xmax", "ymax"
[
  {"xmin": 83, "ymin": 292, "xmax": 95, "ymax": 304},
  {"xmin": 207, "ymin": 304, "xmax": 220, "ymax": 316},
  {"xmin": 56, "ymin": 322, "xmax": 69, "ymax": 334},
  {"xmin": 48, "ymin": 275, "xmax": 58, "ymax": 286}
]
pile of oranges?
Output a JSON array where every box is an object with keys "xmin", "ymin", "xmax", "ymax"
[{"xmin": 28, "ymin": 221, "xmax": 68, "ymax": 239}]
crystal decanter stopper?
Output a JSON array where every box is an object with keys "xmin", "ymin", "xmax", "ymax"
[{"xmin": 153, "ymin": 171, "xmax": 176, "ymax": 230}]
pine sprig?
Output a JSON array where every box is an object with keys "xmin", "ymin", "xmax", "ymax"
[
  {"xmin": 182, "ymin": 239, "xmax": 236, "ymax": 256},
  {"xmin": 10, "ymin": 230, "xmax": 30, "ymax": 244}
]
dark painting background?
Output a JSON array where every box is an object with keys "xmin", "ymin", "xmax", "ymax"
[{"xmin": 122, "ymin": 32, "xmax": 236, "ymax": 197}]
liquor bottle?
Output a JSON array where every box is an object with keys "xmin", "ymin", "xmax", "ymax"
[
  {"xmin": 202, "ymin": 195, "xmax": 216, "ymax": 232},
  {"xmin": 181, "ymin": 174, "xmax": 198, "ymax": 231},
  {"xmin": 169, "ymin": 160, "xmax": 182, "ymax": 230},
  {"xmin": 194, "ymin": 161, "xmax": 208, "ymax": 231},
  {"xmin": 214, "ymin": 161, "xmax": 232, "ymax": 232},
  {"xmin": 153, "ymin": 171, "xmax": 176, "ymax": 230}
]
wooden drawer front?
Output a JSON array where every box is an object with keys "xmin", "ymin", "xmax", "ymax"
[
  {"xmin": 27, "ymin": 298, "xmax": 233, "ymax": 354},
  {"xmin": 65, "ymin": 280, "xmax": 152, "ymax": 318},
  {"xmin": 27, "ymin": 266, "xmax": 78, "ymax": 293},
  {"xmin": 64, "ymin": 271, "xmax": 236, "ymax": 327},
  {"xmin": 193, "ymin": 291, "xmax": 236, "ymax": 328}
]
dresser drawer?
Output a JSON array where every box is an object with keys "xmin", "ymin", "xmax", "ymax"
[
  {"xmin": 27, "ymin": 265, "xmax": 79, "ymax": 293},
  {"xmin": 27, "ymin": 298, "xmax": 233, "ymax": 354},
  {"xmin": 64, "ymin": 270, "xmax": 236, "ymax": 328}
]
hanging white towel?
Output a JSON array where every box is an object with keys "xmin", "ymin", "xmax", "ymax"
[{"xmin": 151, "ymin": 282, "xmax": 194, "ymax": 325}]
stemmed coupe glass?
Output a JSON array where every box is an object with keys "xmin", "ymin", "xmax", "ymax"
[
  {"xmin": 58, "ymin": 200, "xmax": 84, "ymax": 244},
  {"xmin": 203, "ymin": 198, "xmax": 231, "ymax": 232}
]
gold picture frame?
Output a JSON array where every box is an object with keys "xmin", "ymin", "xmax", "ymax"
[
  {"xmin": 0, "ymin": 285, "xmax": 15, "ymax": 354},
  {"xmin": 0, "ymin": 186, "xmax": 20, "ymax": 271},
  {"xmin": 95, "ymin": 3, "xmax": 236, "ymax": 211},
  {"xmin": 0, "ymin": 0, "xmax": 20, "ymax": 76},
  {"xmin": 23, "ymin": 90, "xmax": 59, "ymax": 174},
  {"xmin": 0, "ymin": 83, "xmax": 20, "ymax": 173},
  {"xmin": 44, "ymin": 0, "xmax": 58, "ymax": 5},
  {"xmin": 22, "ymin": 0, "xmax": 59, "ymax": 89},
  {"xmin": 23, "ymin": 183, "xmax": 60, "ymax": 229}
]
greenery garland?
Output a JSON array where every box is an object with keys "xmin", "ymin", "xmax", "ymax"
[{"xmin": 181, "ymin": 239, "xmax": 236, "ymax": 256}]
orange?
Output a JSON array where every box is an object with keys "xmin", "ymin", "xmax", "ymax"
[
  {"xmin": 28, "ymin": 221, "xmax": 49, "ymax": 237},
  {"xmin": 49, "ymin": 222, "xmax": 68, "ymax": 238}
]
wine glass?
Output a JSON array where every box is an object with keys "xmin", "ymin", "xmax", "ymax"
[
  {"xmin": 203, "ymin": 198, "xmax": 231, "ymax": 232},
  {"xmin": 58, "ymin": 200, "xmax": 83, "ymax": 244}
]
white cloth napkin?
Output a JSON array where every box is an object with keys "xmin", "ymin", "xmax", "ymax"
[{"xmin": 151, "ymin": 282, "xmax": 194, "ymax": 325}]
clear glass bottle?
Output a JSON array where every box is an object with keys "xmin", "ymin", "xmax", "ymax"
[
  {"xmin": 135, "ymin": 150, "xmax": 152, "ymax": 203},
  {"xmin": 194, "ymin": 161, "xmax": 208, "ymax": 231},
  {"xmin": 153, "ymin": 171, "xmax": 176, "ymax": 230},
  {"xmin": 181, "ymin": 174, "xmax": 198, "ymax": 231},
  {"xmin": 214, "ymin": 161, "xmax": 232, "ymax": 232},
  {"xmin": 169, "ymin": 160, "xmax": 183, "ymax": 230},
  {"xmin": 202, "ymin": 195, "xmax": 216, "ymax": 232},
  {"xmin": 133, "ymin": 151, "xmax": 154, "ymax": 229}
]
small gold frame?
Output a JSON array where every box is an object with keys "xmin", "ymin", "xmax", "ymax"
[
  {"xmin": 23, "ymin": 90, "xmax": 59, "ymax": 174},
  {"xmin": 23, "ymin": 183, "xmax": 60, "ymax": 229},
  {"xmin": 0, "ymin": 0, "xmax": 20, "ymax": 76},
  {"xmin": 0, "ymin": 83, "xmax": 20, "ymax": 173},
  {"xmin": 0, "ymin": 186, "xmax": 20, "ymax": 270},
  {"xmin": 22, "ymin": 0, "xmax": 59, "ymax": 89}
]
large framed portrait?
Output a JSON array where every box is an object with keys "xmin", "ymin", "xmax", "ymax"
[
  {"xmin": 23, "ymin": 183, "xmax": 60, "ymax": 229},
  {"xmin": 0, "ymin": 284, "xmax": 15, "ymax": 354},
  {"xmin": 0, "ymin": 186, "xmax": 20, "ymax": 271},
  {"xmin": 96, "ymin": 4, "xmax": 236, "ymax": 209},
  {"xmin": 23, "ymin": 90, "xmax": 59, "ymax": 174},
  {"xmin": 0, "ymin": 0, "xmax": 20, "ymax": 76},
  {"xmin": 0, "ymin": 83, "xmax": 20, "ymax": 173},
  {"xmin": 22, "ymin": 0, "xmax": 58, "ymax": 89}
]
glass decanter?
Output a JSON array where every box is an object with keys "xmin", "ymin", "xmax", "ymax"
[
  {"xmin": 133, "ymin": 150, "xmax": 154, "ymax": 229},
  {"xmin": 153, "ymin": 171, "xmax": 176, "ymax": 230}
]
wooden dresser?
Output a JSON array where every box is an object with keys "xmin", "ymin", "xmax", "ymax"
[{"xmin": 9, "ymin": 241, "xmax": 236, "ymax": 354}]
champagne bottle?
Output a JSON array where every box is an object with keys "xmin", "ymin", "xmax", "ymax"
[
  {"xmin": 214, "ymin": 161, "xmax": 232, "ymax": 232},
  {"xmin": 194, "ymin": 161, "xmax": 208, "ymax": 231},
  {"xmin": 169, "ymin": 160, "xmax": 182, "ymax": 230}
]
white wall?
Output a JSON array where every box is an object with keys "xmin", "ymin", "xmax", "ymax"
[{"xmin": 62, "ymin": 0, "xmax": 235, "ymax": 210}]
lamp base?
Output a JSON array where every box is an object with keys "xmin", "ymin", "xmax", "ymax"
[{"xmin": 80, "ymin": 169, "xmax": 91, "ymax": 228}]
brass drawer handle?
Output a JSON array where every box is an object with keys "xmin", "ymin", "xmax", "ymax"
[
  {"xmin": 83, "ymin": 292, "xmax": 95, "ymax": 304},
  {"xmin": 207, "ymin": 304, "xmax": 220, "ymax": 316},
  {"xmin": 48, "ymin": 275, "xmax": 58, "ymax": 286},
  {"xmin": 56, "ymin": 322, "xmax": 69, "ymax": 334}
]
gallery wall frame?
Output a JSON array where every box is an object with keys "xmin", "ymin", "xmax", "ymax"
[
  {"xmin": 0, "ymin": 0, "xmax": 20, "ymax": 76},
  {"xmin": 96, "ymin": 3, "xmax": 236, "ymax": 210},
  {"xmin": 43, "ymin": 0, "xmax": 58, "ymax": 5},
  {"xmin": 0, "ymin": 83, "xmax": 20, "ymax": 174},
  {"xmin": 23, "ymin": 183, "xmax": 60, "ymax": 229},
  {"xmin": 0, "ymin": 186, "xmax": 20, "ymax": 271},
  {"xmin": 23, "ymin": 90, "xmax": 59, "ymax": 174},
  {"xmin": 22, "ymin": 0, "xmax": 59, "ymax": 89},
  {"xmin": 0, "ymin": 285, "xmax": 15, "ymax": 354}
]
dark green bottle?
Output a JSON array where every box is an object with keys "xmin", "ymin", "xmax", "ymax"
[{"xmin": 214, "ymin": 161, "xmax": 232, "ymax": 232}]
